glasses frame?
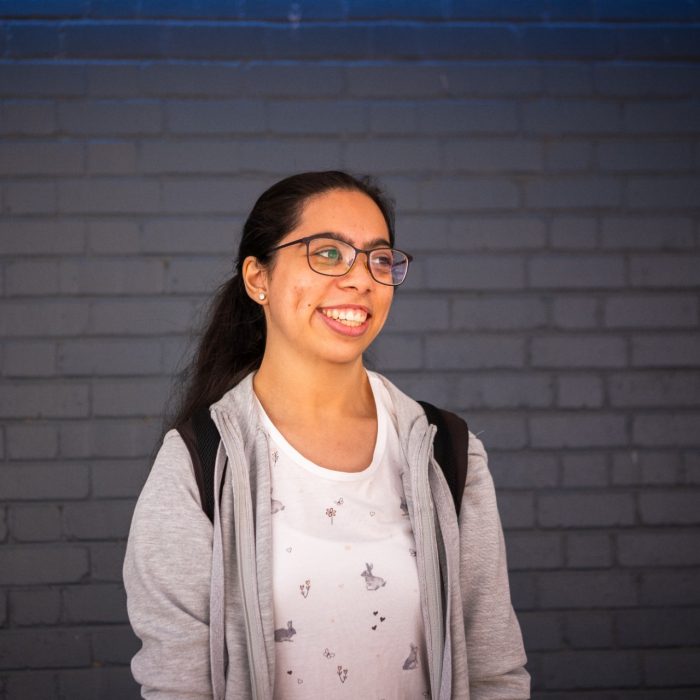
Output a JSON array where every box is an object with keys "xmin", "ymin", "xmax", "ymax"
[{"xmin": 266, "ymin": 233, "xmax": 413, "ymax": 287}]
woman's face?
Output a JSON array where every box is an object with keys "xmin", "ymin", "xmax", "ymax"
[{"xmin": 257, "ymin": 188, "xmax": 395, "ymax": 368}]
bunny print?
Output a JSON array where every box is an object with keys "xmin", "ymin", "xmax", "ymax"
[
  {"xmin": 402, "ymin": 643, "xmax": 418, "ymax": 670},
  {"xmin": 271, "ymin": 498, "xmax": 285, "ymax": 514},
  {"xmin": 360, "ymin": 562, "xmax": 386, "ymax": 591},
  {"xmin": 274, "ymin": 620, "xmax": 296, "ymax": 642}
]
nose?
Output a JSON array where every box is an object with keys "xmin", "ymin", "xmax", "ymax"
[{"xmin": 341, "ymin": 251, "xmax": 375, "ymax": 289}]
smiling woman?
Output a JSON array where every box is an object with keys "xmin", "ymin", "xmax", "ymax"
[
  {"xmin": 122, "ymin": 171, "xmax": 530, "ymax": 700},
  {"xmin": 243, "ymin": 188, "xmax": 397, "ymax": 378}
]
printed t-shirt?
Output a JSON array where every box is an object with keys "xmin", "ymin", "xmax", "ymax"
[{"xmin": 255, "ymin": 372, "xmax": 431, "ymax": 699}]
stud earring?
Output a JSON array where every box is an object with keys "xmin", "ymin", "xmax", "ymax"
[{"xmin": 258, "ymin": 292, "xmax": 266, "ymax": 301}]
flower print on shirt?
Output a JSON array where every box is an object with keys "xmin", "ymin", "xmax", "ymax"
[{"xmin": 325, "ymin": 497, "xmax": 343, "ymax": 525}]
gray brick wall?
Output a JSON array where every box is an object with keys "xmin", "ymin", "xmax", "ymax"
[{"xmin": 1, "ymin": 2, "xmax": 699, "ymax": 698}]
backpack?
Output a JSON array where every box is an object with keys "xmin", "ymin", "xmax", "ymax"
[{"xmin": 177, "ymin": 401, "xmax": 470, "ymax": 521}]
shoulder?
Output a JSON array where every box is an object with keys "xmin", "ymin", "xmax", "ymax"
[
  {"xmin": 134, "ymin": 429, "xmax": 201, "ymax": 517},
  {"xmin": 463, "ymin": 430, "xmax": 498, "ymax": 506},
  {"xmin": 154, "ymin": 428, "xmax": 195, "ymax": 477},
  {"xmin": 468, "ymin": 430, "xmax": 487, "ymax": 460}
]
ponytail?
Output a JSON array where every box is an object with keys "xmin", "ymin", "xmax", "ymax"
[{"xmin": 169, "ymin": 272, "xmax": 265, "ymax": 429}]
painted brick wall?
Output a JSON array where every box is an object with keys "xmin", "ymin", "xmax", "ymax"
[{"xmin": 1, "ymin": 2, "xmax": 700, "ymax": 698}]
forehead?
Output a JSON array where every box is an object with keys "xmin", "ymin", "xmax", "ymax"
[{"xmin": 287, "ymin": 189, "xmax": 390, "ymax": 245}]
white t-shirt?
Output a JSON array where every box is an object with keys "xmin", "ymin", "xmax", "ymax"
[{"xmin": 255, "ymin": 372, "xmax": 431, "ymax": 700}]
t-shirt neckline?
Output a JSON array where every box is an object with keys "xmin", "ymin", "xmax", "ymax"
[{"xmin": 254, "ymin": 372, "xmax": 388, "ymax": 481}]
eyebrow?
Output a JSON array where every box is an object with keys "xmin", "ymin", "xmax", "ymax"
[{"xmin": 322, "ymin": 231, "xmax": 392, "ymax": 249}]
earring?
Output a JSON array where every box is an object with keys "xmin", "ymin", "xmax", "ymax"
[{"xmin": 258, "ymin": 292, "xmax": 266, "ymax": 301}]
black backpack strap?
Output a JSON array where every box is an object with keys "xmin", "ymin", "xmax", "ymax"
[
  {"xmin": 418, "ymin": 400, "xmax": 470, "ymax": 515},
  {"xmin": 179, "ymin": 401, "xmax": 469, "ymax": 523},
  {"xmin": 176, "ymin": 406, "xmax": 222, "ymax": 524}
]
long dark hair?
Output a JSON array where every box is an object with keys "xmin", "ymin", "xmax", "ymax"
[{"xmin": 170, "ymin": 170, "xmax": 395, "ymax": 429}]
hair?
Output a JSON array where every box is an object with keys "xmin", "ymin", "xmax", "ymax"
[{"xmin": 169, "ymin": 170, "xmax": 395, "ymax": 429}]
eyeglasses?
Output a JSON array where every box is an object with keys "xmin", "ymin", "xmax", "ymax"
[{"xmin": 267, "ymin": 233, "xmax": 413, "ymax": 287}]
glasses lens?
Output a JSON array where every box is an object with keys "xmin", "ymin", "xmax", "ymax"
[
  {"xmin": 307, "ymin": 237, "xmax": 354, "ymax": 275},
  {"xmin": 369, "ymin": 249, "xmax": 409, "ymax": 286},
  {"xmin": 306, "ymin": 237, "xmax": 409, "ymax": 286}
]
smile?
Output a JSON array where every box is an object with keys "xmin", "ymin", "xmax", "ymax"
[{"xmin": 319, "ymin": 307, "xmax": 369, "ymax": 327}]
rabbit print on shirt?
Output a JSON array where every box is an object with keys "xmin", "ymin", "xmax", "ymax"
[
  {"xmin": 274, "ymin": 620, "xmax": 296, "ymax": 642},
  {"xmin": 361, "ymin": 562, "xmax": 386, "ymax": 591},
  {"xmin": 402, "ymin": 643, "xmax": 419, "ymax": 670},
  {"xmin": 271, "ymin": 498, "xmax": 285, "ymax": 514}
]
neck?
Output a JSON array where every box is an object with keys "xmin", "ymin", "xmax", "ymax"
[{"xmin": 253, "ymin": 351, "xmax": 374, "ymax": 426}]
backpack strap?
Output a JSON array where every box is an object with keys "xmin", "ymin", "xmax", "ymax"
[
  {"xmin": 176, "ymin": 406, "xmax": 222, "ymax": 524},
  {"xmin": 179, "ymin": 401, "xmax": 469, "ymax": 523},
  {"xmin": 418, "ymin": 400, "xmax": 470, "ymax": 516}
]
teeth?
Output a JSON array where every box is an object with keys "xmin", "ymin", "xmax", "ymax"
[{"xmin": 321, "ymin": 308, "xmax": 368, "ymax": 325}]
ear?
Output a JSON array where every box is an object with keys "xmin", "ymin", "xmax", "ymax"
[{"xmin": 242, "ymin": 255, "xmax": 269, "ymax": 303}]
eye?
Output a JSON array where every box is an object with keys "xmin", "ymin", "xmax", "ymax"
[
  {"xmin": 312, "ymin": 245, "xmax": 344, "ymax": 263},
  {"xmin": 372, "ymin": 251, "xmax": 394, "ymax": 267}
]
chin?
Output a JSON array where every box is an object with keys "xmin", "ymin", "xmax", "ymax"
[{"xmin": 313, "ymin": 337, "xmax": 374, "ymax": 366}]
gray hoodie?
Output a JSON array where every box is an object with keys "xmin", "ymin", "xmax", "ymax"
[{"xmin": 123, "ymin": 372, "xmax": 530, "ymax": 699}]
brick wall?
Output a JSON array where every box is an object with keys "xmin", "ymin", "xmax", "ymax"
[{"xmin": 1, "ymin": 2, "xmax": 699, "ymax": 698}]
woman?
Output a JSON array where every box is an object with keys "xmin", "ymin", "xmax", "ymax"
[{"xmin": 123, "ymin": 171, "xmax": 529, "ymax": 699}]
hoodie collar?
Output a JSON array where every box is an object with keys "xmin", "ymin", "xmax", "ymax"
[
  {"xmin": 210, "ymin": 369, "xmax": 431, "ymax": 455},
  {"xmin": 209, "ymin": 371, "xmax": 260, "ymax": 443}
]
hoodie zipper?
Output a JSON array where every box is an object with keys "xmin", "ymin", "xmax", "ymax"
[
  {"xmin": 413, "ymin": 423, "xmax": 444, "ymax": 699},
  {"xmin": 211, "ymin": 386, "xmax": 445, "ymax": 700},
  {"xmin": 212, "ymin": 408, "xmax": 269, "ymax": 700}
]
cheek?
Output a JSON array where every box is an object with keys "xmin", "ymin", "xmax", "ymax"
[
  {"xmin": 376, "ymin": 290, "xmax": 394, "ymax": 319},
  {"xmin": 291, "ymin": 277, "xmax": 334, "ymax": 312},
  {"xmin": 279, "ymin": 281, "xmax": 319, "ymax": 318}
]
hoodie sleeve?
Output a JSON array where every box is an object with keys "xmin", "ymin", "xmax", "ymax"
[
  {"xmin": 123, "ymin": 429, "xmax": 214, "ymax": 700},
  {"xmin": 458, "ymin": 432, "xmax": 530, "ymax": 700}
]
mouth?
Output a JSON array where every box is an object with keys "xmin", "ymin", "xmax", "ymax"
[{"xmin": 318, "ymin": 306, "xmax": 370, "ymax": 328}]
